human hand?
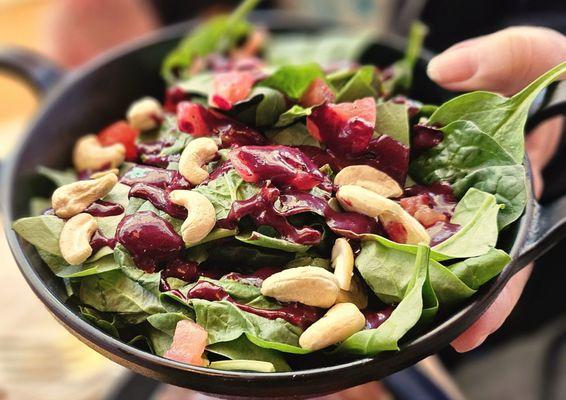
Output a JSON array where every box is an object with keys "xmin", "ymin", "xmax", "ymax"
[{"xmin": 427, "ymin": 26, "xmax": 566, "ymax": 352}]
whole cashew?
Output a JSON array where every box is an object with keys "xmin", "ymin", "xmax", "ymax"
[
  {"xmin": 169, "ymin": 190, "xmax": 216, "ymax": 245},
  {"xmin": 59, "ymin": 213, "xmax": 98, "ymax": 265},
  {"xmin": 337, "ymin": 185, "xmax": 430, "ymax": 245},
  {"xmin": 90, "ymin": 168, "xmax": 120, "ymax": 179},
  {"xmin": 127, "ymin": 97, "xmax": 164, "ymax": 131},
  {"xmin": 178, "ymin": 138, "xmax": 218, "ymax": 185},
  {"xmin": 52, "ymin": 173, "xmax": 118, "ymax": 219},
  {"xmin": 261, "ymin": 266, "xmax": 340, "ymax": 308},
  {"xmin": 334, "ymin": 165, "xmax": 403, "ymax": 198},
  {"xmin": 299, "ymin": 303, "xmax": 365, "ymax": 351},
  {"xmin": 331, "ymin": 238, "xmax": 354, "ymax": 290},
  {"xmin": 72, "ymin": 134, "xmax": 126, "ymax": 172}
]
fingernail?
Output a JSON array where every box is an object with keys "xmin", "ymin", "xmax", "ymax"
[{"xmin": 427, "ymin": 47, "xmax": 478, "ymax": 84}]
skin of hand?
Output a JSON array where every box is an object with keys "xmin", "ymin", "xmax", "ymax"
[
  {"xmin": 428, "ymin": 26, "xmax": 566, "ymax": 352},
  {"xmin": 43, "ymin": 0, "xmax": 159, "ymax": 68}
]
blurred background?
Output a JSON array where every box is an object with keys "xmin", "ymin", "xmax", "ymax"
[{"xmin": 0, "ymin": 0, "xmax": 565, "ymax": 399}]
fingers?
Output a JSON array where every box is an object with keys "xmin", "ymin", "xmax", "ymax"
[
  {"xmin": 427, "ymin": 27, "xmax": 566, "ymax": 95},
  {"xmin": 451, "ymin": 264, "xmax": 533, "ymax": 352}
]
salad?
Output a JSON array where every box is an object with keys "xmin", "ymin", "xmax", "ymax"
[{"xmin": 12, "ymin": 0, "xmax": 566, "ymax": 373}]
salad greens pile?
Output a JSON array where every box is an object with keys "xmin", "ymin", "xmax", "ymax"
[{"xmin": 12, "ymin": 0, "xmax": 566, "ymax": 373}]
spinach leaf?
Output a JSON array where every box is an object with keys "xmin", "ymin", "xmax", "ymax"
[
  {"xmin": 193, "ymin": 169, "xmax": 259, "ymax": 219},
  {"xmin": 382, "ymin": 22, "xmax": 427, "ymax": 96},
  {"xmin": 234, "ymin": 87, "xmax": 287, "ymax": 127},
  {"xmin": 79, "ymin": 270, "xmax": 165, "ymax": 316},
  {"xmin": 146, "ymin": 312, "xmax": 191, "ymax": 356},
  {"xmin": 432, "ymin": 188, "xmax": 500, "ymax": 258},
  {"xmin": 266, "ymin": 123, "xmax": 320, "ymax": 147},
  {"xmin": 207, "ymin": 335, "xmax": 291, "ymax": 372},
  {"xmin": 429, "ymin": 62, "xmax": 566, "ymax": 162},
  {"xmin": 185, "ymin": 228, "xmax": 237, "ymax": 248},
  {"xmin": 375, "ymin": 100, "xmax": 410, "ymax": 146},
  {"xmin": 452, "ymin": 164, "xmax": 527, "ymax": 228},
  {"xmin": 37, "ymin": 166, "xmax": 76, "ymax": 187},
  {"xmin": 338, "ymin": 245, "xmax": 429, "ymax": 355},
  {"xmin": 176, "ymin": 72, "xmax": 214, "ymax": 97},
  {"xmin": 204, "ymin": 241, "xmax": 293, "ymax": 268},
  {"xmin": 57, "ymin": 254, "xmax": 119, "ymax": 278},
  {"xmin": 12, "ymin": 215, "xmax": 65, "ymax": 256},
  {"xmin": 79, "ymin": 306, "xmax": 121, "ymax": 338},
  {"xmin": 102, "ymin": 183, "xmax": 131, "ymax": 208},
  {"xmin": 191, "ymin": 299, "xmax": 309, "ymax": 354},
  {"xmin": 29, "ymin": 197, "xmax": 52, "ymax": 216},
  {"xmin": 265, "ymin": 31, "xmax": 374, "ymax": 66},
  {"xmin": 448, "ymin": 248, "xmax": 511, "ymax": 290},
  {"xmin": 114, "ymin": 244, "xmax": 162, "ymax": 296},
  {"xmin": 259, "ymin": 63, "xmax": 324, "ymax": 100},
  {"xmin": 335, "ymin": 66, "xmax": 380, "ymax": 103},
  {"xmin": 161, "ymin": 0, "xmax": 259, "ymax": 81},
  {"xmin": 410, "ymin": 121, "xmax": 516, "ymax": 183},
  {"xmin": 236, "ymin": 231, "xmax": 310, "ymax": 253},
  {"xmin": 428, "ymin": 260, "xmax": 476, "ymax": 307},
  {"xmin": 274, "ymin": 105, "xmax": 313, "ymax": 128}
]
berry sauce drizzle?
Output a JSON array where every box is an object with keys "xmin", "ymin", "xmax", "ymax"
[{"xmin": 184, "ymin": 280, "xmax": 324, "ymax": 329}]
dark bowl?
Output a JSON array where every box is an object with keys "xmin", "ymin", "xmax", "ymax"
[{"xmin": 1, "ymin": 11, "xmax": 566, "ymax": 399}]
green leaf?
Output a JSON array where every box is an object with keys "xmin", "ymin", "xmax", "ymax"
[
  {"xmin": 29, "ymin": 197, "xmax": 52, "ymax": 216},
  {"xmin": 429, "ymin": 62, "xmax": 566, "ymax": 162},
  {"xmin": 193, "ymin": 169, "xmax": 259, "ymax": 219},
  {"xmin": 12, "ymin": 215, "xmax": 65, "ymax": 256},
  {"xmin": 234, "ymin": 87, "xmax": 287, "ymax": 127},
  {"xmin": 410, "ymin": 121, "xmax": 515, "ymax": 183},
  {"xmin": 37, "ymin": 166, "xmax": 76, "ymax": 187},
  {"xmin": 207, "ymin": 336, "xmax": 291, "ymax": 372},
  {"xmin": 57, "ymin": 254, "xmax": 119, "ymax": 278},
  {"xmin": 79, "ymin": 306, "xmax": 120, "ymax": 338},
  {"xmin": 266, "ymin": 123, "xmax": 320, "ymax": 147},
  {"xmin": 274, "ymin": 105, "xmax": 313, "ymax": 128},
  {"xmin": 114, "ymin": 244, "xmax": 162, "ymax": 296},
  {"xmin": 185, "ymin": 228, "xmax": 237, "ymax": 249},
  {"xmin": 265, "ymin": 31, "xmax": 374, "ymax": 66},
  {"xmin": 375, "ymin": 100, "xmax": 410, "ymax": 146},
  {"xmin": 208, "ymin": 360, "xmax": 276, "ymax": 373},
  {"xmin": 448, "ymin": 248, "xmax": 511, "ymax": 290},
  {"xmin": 176, "ymin": 72, "xmax": 214, "ymax": 97},
  {"xmin": 236, "ymin": 231, "xmax": 310, "ymax": 253},
  {"xmin": 161, "ymin": 0, "xmax": 259, "ymax": 81},
  {"xmin": 79, "ymin": 270, "xmax": 165, "ymax": 316},
  {"xmin": 428, "ymin": 260, "xmax": 476, "ymax": 307},
  {"xmin": 452, "ymin": 164, "xmax": 528, "ymax": 228},
  {"xmin": 432, "ymin": 188, "xmax": 500, "ymax": 258},
  {"xmin": 336, "ymin": 66, "xmax": 380, "ymax": 102},
  {"xmin": 338, "ymin": 244, "xmax": 430, "ymax": 355},
  {"xmin": 102, "ymin": 183, "xmax": 131, "ymax": 209},
  {"xmin": 191, "ymin": 299, "xmax": 309, "ymax": 353},
  {"xmin": 259, "ymin": 63, "xmax": 324, "ymax": 100},
  {"xmin": 382, "ymin": 22, "xmax": 427, "ymax": 96}
]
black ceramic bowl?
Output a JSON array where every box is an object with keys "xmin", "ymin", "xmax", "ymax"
[{"xmin": 1, "ymin": 11, "xmax": 566, "ymax": 399}]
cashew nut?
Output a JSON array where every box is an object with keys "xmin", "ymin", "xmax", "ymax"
[
  {"xmin": 59, "ymin": 213, "xmax": 98, "ymax": 265},
  {"xmin": 73, "ymin": 134, "xmax": 126, "ymax": 172},
  {"xmin": 90, "ymin": 168, "xmax": 119, "ymax": 179},
  {"xmin": 178, "ymin": 137, "xmax": 218, "ymax": 185},
  {"xmin": 337, "ymin": 185, "xmax": 430, "ymax": 245},
  {"xmin": 334, "ymin": 165, "xmax": 403, "ymax": 198},
  {"xmin": 261, "ymin": 267, "xmax": 340, "ymax": 308},
  {"xmin": 126, "ymin": 97, "xmax": 164, "ymax": 131},
  {"xmin": 169, "ymin": 190, "xmax": 216, "ymax": 245},
  {"xmin": 331, "ymin": 238, "xmax": 354, "ymax": 290},
  {"xmin": 335, "ymin": 275, "xmax": 368, "ymax": 309},
  {"xmin": 52, "ymin": 173, "xmax": 118, "ymax": 219},
  {"xmin": 299, "ymin": 303, "xmax": 365, "ymax": 351}
]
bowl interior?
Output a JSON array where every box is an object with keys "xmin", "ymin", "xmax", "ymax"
[{"xmin": 1, "ymin": 12, "xmax": 527, "ymax": 397}]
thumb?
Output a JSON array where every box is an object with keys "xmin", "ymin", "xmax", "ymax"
[{"xmin": 427, "ymin": 27, "xmax": 566, "ymax": 95}]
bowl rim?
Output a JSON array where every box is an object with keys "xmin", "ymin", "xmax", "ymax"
[{"xmin": 0, "ymin": 11, "xmax": 534, "ymax": 384}]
